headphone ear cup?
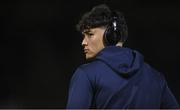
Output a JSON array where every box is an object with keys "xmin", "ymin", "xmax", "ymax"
[{"xmin": 104, "ymin": 24, "xmax": 121, "ymax": 46}]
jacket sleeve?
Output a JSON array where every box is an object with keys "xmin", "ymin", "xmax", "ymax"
[
  {"xmin": 66, "ymin": 68, "xmax": 94, "ymax": 109},
  {"xmin": 160, "ymin": 79, "xmax": 180, "ymax": 108}
]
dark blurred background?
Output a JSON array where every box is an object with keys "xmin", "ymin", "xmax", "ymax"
[{"xmin": 0, "ymin": 0, "xmax": 180, "ymax": 108}]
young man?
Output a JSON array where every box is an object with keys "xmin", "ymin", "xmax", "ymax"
[{"xmin": 66, "ymin": 4, "xmax": 179, "ymax": 109}]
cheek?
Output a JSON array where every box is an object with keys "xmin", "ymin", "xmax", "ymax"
[
  {"xmin": 92, "ymin": 36, "xmax": 104, "ymax": 51},
  {"xmin": 97, "ymin": 35, "xmax": 105, "ymax": 47}
]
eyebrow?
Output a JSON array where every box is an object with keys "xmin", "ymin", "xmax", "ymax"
[{"xmin": 82, "ymin": 30, "xmax": 94, "ymax": 35}]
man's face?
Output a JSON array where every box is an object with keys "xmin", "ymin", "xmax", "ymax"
[{"xmin": 82, "ymin": 27, "xmax": 105, "ymax": 60}]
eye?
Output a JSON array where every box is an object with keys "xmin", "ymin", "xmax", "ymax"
[{"xmin": 87, "ymin": 33, "xmax": 94, "ymax": 37}]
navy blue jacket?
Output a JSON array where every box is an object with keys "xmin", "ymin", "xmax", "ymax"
[{"xmin": 67, "ymin": 46, "xmax": 179, "ymax": 109}]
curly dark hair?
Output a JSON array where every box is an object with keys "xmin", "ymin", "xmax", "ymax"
[{"xmin": 76, "ymin": 4, "xmax": 128, "ymax": 43}]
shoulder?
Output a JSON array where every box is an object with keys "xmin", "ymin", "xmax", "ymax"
[
  {"xmin": 70, "ymin": 60, "xmax": 105, "ymax": 86},
  {"xmin": 78, "ymin": 60, "xmax": 107, "ymax": 73},
  {"xmin": 73, "ymin": 60, "xmax": 108, "ymax": 79},
  {"xmin": 144, "ymin": 63, "xmax": 165, "ymax": 79},
  {"xmin": 143, "ymin": 63, "xmax": 167, "ymax": 88}
]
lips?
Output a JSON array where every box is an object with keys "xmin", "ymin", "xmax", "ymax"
[{"xmin": 84, "ymin": 49, "xmax": 89, "ymax": 53}]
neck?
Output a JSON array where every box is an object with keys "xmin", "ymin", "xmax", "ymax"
[{"xmin": 116, "ymin": 42, "xmax": 123, "ymax": 47}]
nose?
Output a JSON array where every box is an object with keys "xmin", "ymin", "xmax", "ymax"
[{"xmin": 81, "ymin": 37, "xmax": 87, "ymax": 46}]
